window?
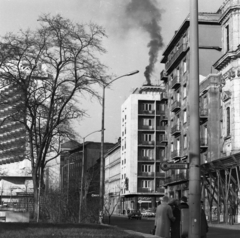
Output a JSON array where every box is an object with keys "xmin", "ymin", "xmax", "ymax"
[
  {"xmin": 142, "ymin": 164, "xmax": 151, "ymax": 172},
  {"xmin": 144, "ymin": 134, "xmax": 152, "ymax": 141},
  {"xmin": 183, "ymin": 58, "xmax": 187, "ymax": 73},
  {"xmin": 184, "ymin": 135, "xmax": 187, "ymax": 149},
  {"xmin": 176, "ymin": 138, "xmax": 180, "ymax": 151},
  {"xmin": 183, "ymin": 110, "xmax": 187, "ymax": 123},
  {"xmin": 183, "ymin": 84, "xmax": 187, "ymax": 98},
  {"xmin": 171, "ymin": 142, "xmax": 174, "ymax": 152},
  {"xmin": 143, "ymin": 118, "xmax": 152, "ymax": 126},
  {"xmin": 144, "ymin": 103, "xmax": 152, "ymax": 111},
  {"xmin": 226, "ymin": 25, "xmax": 229, "ymax": 52},
  {"xmin": 226, "ymin": 107, "xmax": 230, "ymax": 136},
  {"xmin": 142, "ymin": 180, "xmax": 151, "ymax": 188},
  {"xmin": 176, "ymin": 67, "xmax": 180, "ymax": 78},
  {"xmin": 142, "ymin": 149, "xmax": 153, "ymax": 158}
]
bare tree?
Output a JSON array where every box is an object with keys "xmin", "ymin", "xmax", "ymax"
[{"xmin": 0, "ymin": 14, "xmax": 109, "ymax": 220}]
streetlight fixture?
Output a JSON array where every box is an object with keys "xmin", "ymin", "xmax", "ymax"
[
  {"xmin": 99, "ymin": 70, "xmax": 139, "ymax": 223},
  {"xmin": 78, "ymin": 129, "xmax": 103, "ymax": 223}
]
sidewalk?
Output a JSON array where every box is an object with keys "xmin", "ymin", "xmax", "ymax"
[
  {"xmin": 209, "ymin": 222, "xmax": 240, "ymax": 230},
  {"xmin": 124, "ymin": 229, "xmax": 158, "ymax": 238}
]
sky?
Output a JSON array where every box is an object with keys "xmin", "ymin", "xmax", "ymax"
[{"xmin": 0, "ymin": 0, "xmax": 224, "ymax": 144}]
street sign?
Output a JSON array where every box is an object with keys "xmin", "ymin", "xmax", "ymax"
[{"xmin": 160, "ymin": 162, "xmax": 189, "ymax": 171}]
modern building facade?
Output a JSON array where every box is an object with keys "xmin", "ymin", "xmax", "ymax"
[
  {"xmin": 120, "ymin": 85, "xmax": 166, "ymax": 213},
  {"xmin": 161, "ymin": 0, "xmax": 240, "ymax": 224},
  {"xmin": 0, "ymin": 81, "xmax": 33, "ymax": 202}
]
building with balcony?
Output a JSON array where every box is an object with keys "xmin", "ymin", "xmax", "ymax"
[
  {"xmin": 120, "ymin": 84, "xmax": 166, "ymax": 213},
  {"xmin": 0, "ymin": 81, "xmax": 33, "ymax": 204},
  {"xmin": 160, "ymin": 0, "xmax": 240, "ymax": 224}
]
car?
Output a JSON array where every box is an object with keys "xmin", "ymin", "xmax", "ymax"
[
  {"xmin": 141, "ymin": 209, "xmax": 155, "ymax": 217},
  {"xmin": 128, "ymin": 210, "xmax": 142, "ymax": 220}
]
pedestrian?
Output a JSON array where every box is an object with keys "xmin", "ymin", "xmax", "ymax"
[
  {"xmin": 201, "ymin": 201, "xmax": 209, "ymax": 238},
  {"xmin": 178, "ymin": 196, "xmax": 189, "ymax": 209},
  {"xmin": 154, "ymin": 196, "xmax": 175, "ymax": 238},
  {"xmin": 169, "ymin": 199, "xmax": 181, "ymax": 238}
]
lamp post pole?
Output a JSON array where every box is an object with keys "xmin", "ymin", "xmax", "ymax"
[
  {"xmin": 99, "ymin": 70, "xmax": 139, "ymax": 224},
  {"xmin": 78, "ymin": 129, "xmax": 102, "ymax": 223},
  {"xmin": 189, "ymin": 0, "xmax": 201, "ymax": 237}
]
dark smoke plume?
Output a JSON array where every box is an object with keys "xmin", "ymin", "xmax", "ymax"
[{"xmin": 125, "ymin": 0, "xmax": 164, "ymax": 84}]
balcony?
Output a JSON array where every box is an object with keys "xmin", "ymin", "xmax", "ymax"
[
  {"xmin": 171, "ymin": 124, "xmax": 181, "ymax": 136},
  {"xmin": 156, "ymin": 125, "xmax": 165, "ymax": 131},
  {"xmin": 156, "ymin": 187, "xmax": 165, "ymax": 193},
  {"xmin": 171, "ymin": 101, "xmax": 181, "ymax": 112},
  {"xmin": 138, "ymin": 156, "xmax": 155, "ymax": 161},
  {"xmin": 166, "ymin": 43, "xmax": 188, "ymax": 71},
  {"xmin": 200, "ymin": 137, "xmax": 208, "ymax": 152},
  {"xmin": 139, "ymin": 110, "xmax": 155, "ymax": 115},
  {"xmin": 138, "ymin": 172, "xmax": 154, "ymax": 177},
  {"xmin": 200, "ymin": 109, "xmax": 208, "ymax": 124},
  {"xmin": 160, "ymin": 115, "xmax": 168, "ymax": 124},
  {"xmin": 156, "ymin": 172, "xmax": 165, "ymax": 178},
  {"xmin": 137, "ymin": 187, "xmax": 154, "ymax": 193},
  {"xmin": 160, "ymin": 70, "xmax": 168, "ymax": 81},
  {"xmin": 139, "ymin": 141, "xmax": 155, "ymax": 146},
  {"xmin": 171, "ymin": 150, "xmax": 181, "ymax": 160},
  {"xmin": 159, "ymin": 135, "xmax": 168, "ymax": 144},
  {"xmin": 164, "ymin": 172, "xmax": 189, "ymax": 185},
  {"xmin": 139, "ymin": 125, "xmax": 154, "ymax": 131},
  {"xmin": 160, "ymin": 92, "xmax": 168, "ymax": 102},
  {"xmin": 171, "ymin": 75, "xmax": 181, "ymax": 89},
  {"xmin": 156, "ymin": 141, "xmax": 166, "ymax": 147}
]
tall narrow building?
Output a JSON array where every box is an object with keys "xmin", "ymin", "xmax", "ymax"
[{"xmin": 120, "ymin": 84, "xmax": 166, "ymax": 213}]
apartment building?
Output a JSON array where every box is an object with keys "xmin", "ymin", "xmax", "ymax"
[
  {"xmin": 0, "ymin": 82, "xmax": 33, "ymax": 201},
  {"xmin": 161, "ymin": 0, "xmax": 240, "ymax": 223},
  {"xmin": 104, "ymin": 139, "xmax": 121, "ymax": 215},
  {"xmin": 120, "ymin": 84, "xmax": 166, "ymax": 213}
]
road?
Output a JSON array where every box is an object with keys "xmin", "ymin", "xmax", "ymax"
[{"xmin": 107, "ymin": 215, "xmax": 240, "ymax": 238}]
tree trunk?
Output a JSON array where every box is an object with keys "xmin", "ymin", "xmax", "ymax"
[{"xmin": 32, "ymin": 169, "xmax": 39, "ymax": 222}]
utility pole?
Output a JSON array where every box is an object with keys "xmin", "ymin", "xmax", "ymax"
[{"xmin": 188, "ymin": 0, "xmax": 201, "ymax": 237}]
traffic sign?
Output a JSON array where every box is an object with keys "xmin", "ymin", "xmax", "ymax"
[{"xmin": 160, "ymin": 162, "xmax": 189, "ymax": 171}]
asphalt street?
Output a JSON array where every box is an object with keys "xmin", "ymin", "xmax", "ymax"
[{"xmin": 108, "ymin": 215, "xmax": 240, "ymax": 238}]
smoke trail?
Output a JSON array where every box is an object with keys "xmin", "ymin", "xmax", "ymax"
[{"xmin": 125, "ymin": 0, "xmax": 163, "ymax": 84}]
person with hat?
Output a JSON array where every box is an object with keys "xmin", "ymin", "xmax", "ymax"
[
  {"xmin": 179, "ymin": 196, "xmax": 189, "ymax": 209},
  {"xmin": 154, "ymin": 196, "xmax": 175, "ymax": 238}
]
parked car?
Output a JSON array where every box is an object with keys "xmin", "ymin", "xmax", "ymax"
[
  {"xmin": 141, "ymin": 209, "xmax": 155, "ymax": 217},
  {"xmin": 128, "ymin": 210, "xmax": 142, "ymax": 220}
]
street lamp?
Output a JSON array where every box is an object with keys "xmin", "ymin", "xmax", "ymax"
[
  {"xmin": 99, "ymin": 70, "xmax": 139, "ymax": 223},
  {"xmin": 78, "ymin": 129, "xmax": 103, "ymax": 223}
]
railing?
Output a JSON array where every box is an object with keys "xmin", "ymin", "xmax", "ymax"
[
  {"xmin": 200, "ymin": 109, "xmax": 208, "ymax": 117},
  {"xmin": 137, "ymin": 187, "xmax": 154, "ymax": 193},
  {"xmin": 171, "ymin": 124, "xmax": 181, "ymax": 135},
  {"xmin": 156, "ymin": 187, "xmax": 165, "ymax": 193},
  {"xmin": 138, "ymin": 172, "xmax": 154, "ymax": 177},
  {"xmin": 159, "ymin": 135, "xmax": 168, "ymax": 144},
  {"xmin": 160, "ymin": 70, "xmax": 167, "ymax": 81},
  {"xmin": 171, "ymin": 75, "xmax": 180, "ymax": 89},
  {"xmin": 156, "ymin": 125, "xmax": 165, "ymax": 131},
  {"xmin": 171, "ymin": 150, "xmax": 180, "ymax": 159},
  {"xmin": 160, "ymin": 92, "xmax": 168, "ymax": 101},
  {"xmin": 200, "ymin": 138, "xmax": 208, "ymax": 146},
  {"xmin": 139, "ymin": 125, "xmax": 154, "ymax": 130},
  {"xmin": 140, "ymin": 141, "xmax": 155, "ymax": 145},
  {"xmin": 139, "ymin": 110, "xmax": 155, "ymax": 115},
  {"xmin": 171, "ymin": 101, "xmax": 181, "ymax": 112},
  {"xmin": 166, "ymin": 43, "xmax": 187, "ymax": 71},
  {"xmin": 138, "ymin": 156, "xmax": 155, "ymax": 161},
  {"xmin": 156, "ymin": 172, "xmax": 165, "ymax": 178}
]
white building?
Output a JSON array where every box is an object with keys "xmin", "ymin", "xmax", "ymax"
[{"xmin": 120, "ymin": 84, "xmax": 166, "ymax": 213}]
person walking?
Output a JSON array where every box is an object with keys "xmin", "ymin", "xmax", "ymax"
[
  {"xmin": 169, "ymin": 199, "xmax": 181, "ymax": 238},
  {"xmin": 201, "ymin": 201, "xmax": 209, "ymax": 238},
  {"xmin": 155, "ymin": 196, "xmax": 175, "ymax": 238}
]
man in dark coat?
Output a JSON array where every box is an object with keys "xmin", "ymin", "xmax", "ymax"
[{"xmin": 169, "ymin": 199, "xmax": 181, "ymax": 238}]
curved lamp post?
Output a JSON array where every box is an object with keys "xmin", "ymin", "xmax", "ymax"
[
  {"xmin": 79, "ymin": 129, "xmax": 103, "ymax": 223},
  {"xmin": 99, "ymin": 70, "xmax": 139, "ymax": 223}
]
